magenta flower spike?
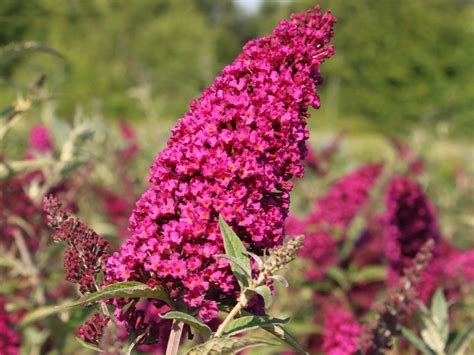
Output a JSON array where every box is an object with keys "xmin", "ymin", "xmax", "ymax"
[
  {"xmin": 107, "ymin": 6, "xmax": 336, "ymax": 322},
  {"xmin": 383, "ymin": 176, "xmax": 440, "ymax": 275}
]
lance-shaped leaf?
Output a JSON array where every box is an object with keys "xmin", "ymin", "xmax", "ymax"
[
  {"xmin": 223, "ymin": 315, "xmax": 289, "ymax": 337},
  {"xmin": 420, "ymin": 314, "xmax": 446, "ymax": 354},
  {"xmin": 244, "ymin": 251, "xmax": 264, "ymax": 269},
  {"xmin": 218, "ymin": 215, "xmax": 252, "ymax": 289},
  {"xmin": 326, "ymin": 266, "xmax": 351, "ymax": 290},
  {"xmin": 448, "ymin": 323, "xmax": 474, "ymax": 355},
  {"xmin": 21, "ymin": 281, "xmax": 170, "ymax": 326},
  {"xmin": 269, "ymin": 275, "xmax": 289, "ymax": 288},
  {"xmin": 401, "ymin": 326, "xmax": 434, "ymax": 355},
  {"xmin": 214, "ymin": 254, "xmax": 252, "ymax": 279},
  {"xmin": 161, "ymin": 311, "xmax": 212, "ymax": 340},
  {"xmin": 431, "ymin": 288, "xmax": 449, "ymax": 344},
  {"xmin": 187, "ymin": 337, "xmax": 279, "ymax": 355},
  {"xmin": 348, "ymin": 265, "xmax": 387, "ymax": 284},
  {"xmin": 260, "ymin": 323, "xmax": 309, "ymax": 354}
]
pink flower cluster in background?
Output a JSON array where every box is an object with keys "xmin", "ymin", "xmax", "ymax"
[
  {"xmin": 383, "ymin": 176, "xmax": 440, "ymax": 275},
  {"xmin": 0, "ymin": 175, "xmax": 42, "ymax": 250},
  {"xmin": 28, "ymin": 124, "xmax": 54, "ymax": 155},
  {"xmin": 295, "ymin": 164, "xmax": 382, "ymax": 280},
  {"xmin": 0, "ymin": 296, "xmax": 21, "ymax": 355},
  {"xmin": 322, "ymin": 309, "xmax": 361, "ymax": 355},
  {"xmin": 106, "ymin": 6, "xmax": 336, "ymax": 323}
]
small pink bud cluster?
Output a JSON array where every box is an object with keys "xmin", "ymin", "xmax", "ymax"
[
  {"xmin": 77, "ymin": 312, "xmax": 110, "ymax": 345},
  {"xmin": 43, "ymin": 196, "xmax": 109, "ymax": 293},
  {"xmin": 106, "ymin": 6, "xmax": 336, "ymax": 322},
  {"xmin": 28, "ymin": 124, "xmax": 54, "ymax": 155}
]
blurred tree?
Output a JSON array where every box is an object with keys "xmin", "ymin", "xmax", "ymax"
[
  {"xmin": 0, "ymin": 0, "xmax": 472, "ymax": 137},
  {"xmin": 255, "ymin": 0, "xmax": 474, "ymax": 136},
  {"xmin": 0, "ymin": 0, "xmax": 230, "ymax": 121}
]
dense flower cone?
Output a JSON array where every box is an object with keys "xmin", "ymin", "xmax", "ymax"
[
  {"xmin": 383, "ymin": 176, "xmax": 440, "ymax": 275},
  {"xmin": 107, "ymin": 6, "xmax": 336, "ymax": 321},
  {"xmin": 322, "ymin": 309, "xmax": 361, "ymax": 355},
  {"xmin": 0, "ymin": 296, "xmax": 21, "ymax": 355},
  {"xmin": 297, "ymin": 163, "xmax": 382, "ymax": 280}
]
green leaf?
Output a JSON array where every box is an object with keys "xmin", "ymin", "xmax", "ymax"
[
  {"xmin": 75, "ymin": 337, "xmax": 102, "ymax": 352},
  {"xmin": 0, "ymin": 105, "xmax": 14, "ymax": 118},
  {"xmin": 401, "ymin": 326, "xmax": 434, "ymax": 354},
  {"xmin": 187, "ymin": 336, "xmax": 278, "ymax": 354},
  {"xmin": 431, "ymin": 288, "xmax": 449, "ymax": 344},
  {"xmin": 0, "ymin": 41, "xmax": 64, "ymax": 67},
  {"xmin": 420, "ymin": 314, "xmax": 446, "ymax": 354},
  {"xmin": 244, "ymin": 251, "xmax": 264, "ymax": 269},
  {"xmin": 260, "ymin": 323, "xmax": 309, "ymax": 354},
  {"xmin": 348, "ymin": 265, "xmax": 387, "ymax": 284},
  {"xmin": 251, "ymin": 285, "xmax": 273, "ymax": 309},
  {"xmin": 215, "ymin": 254, "xmax": 252, "ymax": 279},
  {"xmin": 339, "ymin": 214, "xmax": 366, "ymax": 259},
  {"xmin": 21, "ymin": 281, "xmax": 170, "ymax": 326},
  {"xmin": 161, "ymin": 311, "xmax": 211, "ymax": 340},
  {"xmin": 223, "ymin": 315, "xmax": 289, "ymax": 337},
  {"xmin": 270, "ymin": 275, "xmax": 289, "ymax": 288},
  {"xmin": 0, "ymin": 254, "xmax": 24, "ymax": 270},
  {"xmin": 218, "ymin": 215, "xmax": 252, "ymax": 289},
  {"xmin": 326, "ymin": 266, "xmax": 351, "ymax": 290},
  {"xmin": 448, "ymin": 323, "xmax": 474, "ymax": 355}
]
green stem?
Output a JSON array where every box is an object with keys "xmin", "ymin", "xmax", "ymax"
[
  {"xmin": 214, "ymin": 295, "xmax": 247, "ymax": 338},
  {"xmin": 214, "ymin": 274, "xmax": 265, "ymax": 338}
]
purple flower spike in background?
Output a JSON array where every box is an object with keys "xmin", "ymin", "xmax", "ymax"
[
  {"xmin": 107, "ymin": 6, "xmax": 336, "ymax": 322},
  {"xmin": 383, "ymin": 176, "xmax": 440, "ymax": 275}
]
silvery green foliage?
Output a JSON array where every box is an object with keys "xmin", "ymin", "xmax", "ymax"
[
  {"xmin": 206, "ymin": 216, "xmax": 307, "ymax": 354},
  {"xmin": 402, "ymin": 288, "xmax": 474, "ymax": 355},
  {"xmin": 187, "ymin": 337, "xmax": 279, "ymax": 355}
]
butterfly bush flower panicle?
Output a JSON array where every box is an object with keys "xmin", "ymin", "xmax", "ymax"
[
  {"xmin": 383, "ymin": 176, "xmax": 440, "ymax": 276},
  {"xmin": 106, "ymin": 5, "xmax": 336, "ymax": 324},
  {"xmin": 259, "ymin": 235, "xmax": 305, "ymax": 279},
  {"xmin": 43, "ymin": 196, "xmax": 109, "ymax": 294},
  {"xmin": 322, "ymin": 309, "xmax": 361, "ymax": 355}
]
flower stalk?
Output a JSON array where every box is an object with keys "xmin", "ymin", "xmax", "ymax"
[{"xmin": 165, "ymin": 319, "xmax": 184, "ymax": 355}]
